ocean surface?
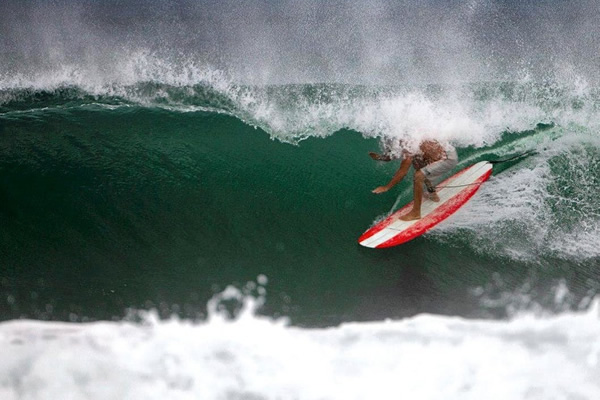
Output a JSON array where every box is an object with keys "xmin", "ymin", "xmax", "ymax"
[{"xmin": 1, "ymin": 0, "xmax": 600, "ymax": 399}]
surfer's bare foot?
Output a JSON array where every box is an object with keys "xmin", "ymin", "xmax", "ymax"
[{"xmin": 400, "ymin": 211, "xmax": 421, "ymax": 221}]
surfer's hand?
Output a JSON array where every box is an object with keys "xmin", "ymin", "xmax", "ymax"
[
  {"xmin": 369, "ymin": 152, "xmax": 391, "ymax": 162},
  {"xmin": 372, "ymin": 186, "xmax": 389, "ymax": 194}
]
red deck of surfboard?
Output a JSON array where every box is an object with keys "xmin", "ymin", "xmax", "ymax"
[{"xmin": 359, "ymin": 161, "xmax": 493, "ymax": 248}]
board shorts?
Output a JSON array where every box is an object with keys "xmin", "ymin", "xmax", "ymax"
[{"xmin": 421, "ymin": 147, "xmax": 458, "ymax": 184}]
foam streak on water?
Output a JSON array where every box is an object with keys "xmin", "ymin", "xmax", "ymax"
[
  {"xmin": 1, "ymin": 288, "xmax": 599, "ymax": 400},
  {"xmin": 432, "ymin": 130, "xmax": 600, "ymax": 261}
]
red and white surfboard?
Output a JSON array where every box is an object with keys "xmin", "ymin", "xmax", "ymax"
[{"xmin": 359, "ymin": 161, "xmax": 493, "ymax": 248}]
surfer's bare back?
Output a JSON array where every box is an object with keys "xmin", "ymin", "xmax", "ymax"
[{"xmin": 371, "ymin": 139, "xmax": 458, "ymax": 221}]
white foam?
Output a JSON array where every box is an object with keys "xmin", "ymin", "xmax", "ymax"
[
  {"xmin": 0, "ymin": 290, "xmax": 599, "ymax": 400},
  {"xmin": 3, "ymin": 49, "xmax": 599, "ymax": 147},
  {"xmin": 432, "ymin": 131, "xmax": 600, "ymax": 260}
]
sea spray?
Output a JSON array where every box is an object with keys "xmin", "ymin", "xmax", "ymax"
[{"xmin": 432, "ymin": 131, "xmax": 600, "ymax": 261}]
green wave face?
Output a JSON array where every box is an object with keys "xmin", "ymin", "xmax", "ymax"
[{"xmin": 1, "ymin": 82, "xmax": 599, "ymax": 326}]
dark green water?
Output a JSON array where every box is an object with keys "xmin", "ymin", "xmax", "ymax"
[{"xmin": 1, "ymin": 87, "xmax": 599, "ymax": 327}]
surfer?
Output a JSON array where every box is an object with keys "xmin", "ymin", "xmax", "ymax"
[{"xmin": 370, "ymin": 138, "xmax": 458, "ymax": 221}]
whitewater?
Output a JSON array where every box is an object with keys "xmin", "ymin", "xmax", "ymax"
[{"xmin": 1, "ymin": 283, "xmax": 599, "ymax": 400}]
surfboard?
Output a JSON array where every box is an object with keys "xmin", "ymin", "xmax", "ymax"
[{"xmin": 359, "ymin": 161, "xmax": 493, "ymax": 248}]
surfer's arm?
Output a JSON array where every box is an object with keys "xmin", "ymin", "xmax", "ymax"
[{"xmin": 372, "ymin": 157, "xmax": 412, "ymax": 194}]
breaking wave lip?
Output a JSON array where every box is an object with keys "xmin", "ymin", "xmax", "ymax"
[
  {"xmin": 0, "ymin": 281, "xmax": 599, "ymax": 400},
  {"xmin": 0, "ymin": 79, "xmax": 583, "ymax": 145},
  {"xmin": 2, "ymin": 50, "xmax": 600, "ymax": 144}
]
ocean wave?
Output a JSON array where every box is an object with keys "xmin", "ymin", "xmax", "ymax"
[
  {"xmin": 1, "ymin": 77, "xmax": 598, "ymax": 323},
  {"xmin": 2, "ymin": 79, "xmax": 599, "ymax": 264}
]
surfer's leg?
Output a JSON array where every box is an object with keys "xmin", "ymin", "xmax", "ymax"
[
  {"xmin": 401, "ymin": 170, "xmax": 425, "ymax": 221},
  {"xmin": 421, "ymin": 149, "xmax": 458, "ymax": 202},
  {"xmin": 423, "ymin": 178, "xmax": 440, "ymax": 202}
]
